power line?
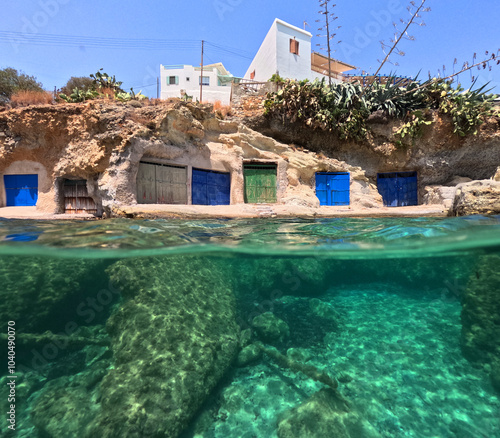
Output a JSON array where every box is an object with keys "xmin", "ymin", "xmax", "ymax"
[
  {"xmin": 0, "ymin": 31, "xmax": 200, "ymax": 50},
  {"xmin": 0, "ymin": 31, "xmax": 255, "ymax": 62},
  {"xmin": 204, "ymin": 41, "xmax": 254, "ymax": 60}
]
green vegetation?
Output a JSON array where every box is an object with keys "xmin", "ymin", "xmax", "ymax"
[
  {"xmin": 59, "ymin": 68, "xmax": 145, "ymax": 103},
  {"xmin": 60, "ymin": 76, "xmax": 94, "ymax": 96},
  {"xmin": 0, "ymin": 67, "xmax": 44, "ymax": 104},
  {"xmin": 264, "ymin": 77, "xmax": 497, "ymax": 142}
]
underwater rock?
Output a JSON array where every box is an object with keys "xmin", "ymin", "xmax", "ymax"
[
  {"xmin": 460, "ymin": 254, "xmax": 500, "ymax": 393},
  {"xmin": 252, "ymin": 312, "xmax": 290, "ymax": 343},
  {"xmin": 87, "ymin": 256, "xmax": 239, "ymax": 438},
  {"xmin": 0, "ymin": 256, "xmax": 112, "ymax": 332},
  {"xmin": 237, "ymin": 343, "xmax": 263, "ymax": 367},
  {"xmin": 259, "ymin": 344, "xmax": 339, "ymax": 391},
  {"xmin": 236, "ymin": 257, "xmax": 333, "ymax": 299},
  {"xmin": 32, "ymin": 376, "xmax": 101, "ymax": 438},
  {"xmin": 239, "ymin": 328, "xmax": 253, "ymax": 348},
  {"xmin": 277, "ymin": 388, "xmax": 380, "ymax": 438},
  {"xmin": 309, "ymin": 298, "xmax": 340, "ymax": 321},
  {"xmin": 490, "ymin": 362, "xmax": 500, "ymax": 393},
  {"xmin": 286, "ymin": 347, "xmax": 313, "ymax": 363}
]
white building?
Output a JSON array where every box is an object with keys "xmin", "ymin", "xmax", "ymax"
[
  {"xmin": 244, "ymin": 18, "xmax": 355, "ymax": 83},
  {"xmin": 160, "ymin": 63, "xmax": 234, "ymax": 105}
]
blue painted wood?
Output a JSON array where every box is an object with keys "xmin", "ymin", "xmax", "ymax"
[
  {"xmin": 4, "ymin": 174, "xmax": 38, "ymax": 206},
  {"xmin": 315, "ymin": 172, "xmax": 350, "ymax": 206},
  {"xmin": 192, "ymin": 168, "xmax": 230, "ymax": 205},
  {"xmin": 377, "ymin": 172, "xmax": 417, "ymax": 207}
]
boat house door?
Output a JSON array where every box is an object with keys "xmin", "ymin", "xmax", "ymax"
[
  {"xmin": 315, "ymin": 172, "xmax": 350, "ymax": 206},
  {"xmin": 377, "ymin": 171, "xmax": 418, "ymax": 206}
]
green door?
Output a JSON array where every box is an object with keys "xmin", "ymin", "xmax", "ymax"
[{"xmin": 244, "ymin": 164, "xmax": 277, "ymax": 203}]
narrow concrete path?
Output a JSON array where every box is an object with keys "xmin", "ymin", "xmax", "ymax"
[{"xmin": 0, "ymin": 204, "xmax": 449, "ymax": 221}]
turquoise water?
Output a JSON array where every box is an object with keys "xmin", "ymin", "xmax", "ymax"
[{"xmin": 1, "ymin": 216, "xmax": 500, "ymax": 437}]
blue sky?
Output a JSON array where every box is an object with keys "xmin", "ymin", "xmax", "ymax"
[{"xmin": 1, "ymin": 0, "xmax": 499, "ymax": 96}]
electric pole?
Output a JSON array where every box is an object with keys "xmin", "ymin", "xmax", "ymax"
[
  {"xmin": 316, "ymin": 0, "xmax": 340, "ymax": 88},
  {"xmin": 200, "ymin": 40, "xmax": 204, "ymax": 103}
]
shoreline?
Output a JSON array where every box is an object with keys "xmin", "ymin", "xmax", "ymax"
[{"xmin": 0, "ymin": 204, "xmax": 449, "ymax": 220}]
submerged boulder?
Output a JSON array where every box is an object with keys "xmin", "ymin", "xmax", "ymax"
[
  {"xmin": 277, "ymin": 388, "xmax": 380, "ymax": 438},
  {"xmin": 0, "ymin": 256, "xmax": 111, "ymax": 332},
  {"xmin": 252, "ymin": 312, "xmax": 290, "ymax": 343},
  {"xmin": 87, "ymin": 255, "xmax": 239, "ymax": 438}
]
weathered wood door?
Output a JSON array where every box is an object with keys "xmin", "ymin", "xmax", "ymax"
[
  {"xmin": 63, "ymin": 180, "xmax": 97, "ymax": 214},
  {"xmin": 137, "ymin": 162, "xmax": 187, "ymax": 204}
]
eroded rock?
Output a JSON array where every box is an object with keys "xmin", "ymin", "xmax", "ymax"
[
  {"xmin": 452, "ymin": 180, "xmax": 500, "ymax": 216},
  {"xmin": 87, "ymin": 256, "xmax": 239, "ymax": 438}
]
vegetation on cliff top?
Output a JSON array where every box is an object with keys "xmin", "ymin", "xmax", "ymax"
[{"xmin": 264, "ymin": 77, "xmax": 498, "ymax": 143}]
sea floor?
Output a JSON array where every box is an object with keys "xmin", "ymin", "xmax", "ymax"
[{"xmin": 197, "ymin": 284, "xmax": 500, "ymax": 438}]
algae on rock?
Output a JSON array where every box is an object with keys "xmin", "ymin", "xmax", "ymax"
[
  {"xmin": 461, "ymin": 254, "xmax": 500, "ymax": 393},
  {"xmin": 277, "ymin": 388, "xmax": 381, "ymax": 438},
  {"xmin": 87, "ymin": 255, "xmax": 240, "ymax": 438},
  {"xmin": 0, "ymin": 255, "xmax": 112, "ymax": 333}
]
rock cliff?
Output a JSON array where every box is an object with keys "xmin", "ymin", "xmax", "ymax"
[{"xmin": 0, "ymin": 100, "xmax": 499, "ymax": 215}]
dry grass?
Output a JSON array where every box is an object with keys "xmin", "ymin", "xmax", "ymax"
[
  {"xmin": 213, "ymin": 100, "xmax": 233, "ymax": 118},
  {"xmin": 10, "ymin": 90, "xmax": 54, "ymax": 106}
]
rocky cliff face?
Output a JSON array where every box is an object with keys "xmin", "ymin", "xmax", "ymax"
[
  {"xmin": 0, "ymin": 100, "xmax": 499, "ymax": 215},
  {"xmin": 247, "ymin": 110, "xmax": 500, "ymax": 189},
  {"xmin": 0, "ymin": 101, "xmax": 383, "ymax": 214}
]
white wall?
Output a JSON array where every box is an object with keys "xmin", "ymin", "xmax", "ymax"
[
  {"xmin": 275, "ymin": 20, "xmax": 312, "ymax": 81},
  {"xmin": 244, "ymin": 21, "xmax": 278, "ymax": 82},
  {"xmin": 244, "ymin": 19, "xmax": 313, "ymax": 82},
  {"xmin": 160, "ymin": 65, "xmax": 232, "ymax": 104}
]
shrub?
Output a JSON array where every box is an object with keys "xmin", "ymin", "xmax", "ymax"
[
  {"xmin": 264, "ymin": 76, "xmax": 497, "ymax": 141},
  {"xmin": 10, "ymin": 90, "xmax": 53, "ymax": 106},
  {"xmin": 213, "ymin": 100, "xmax": 232, "ymax": 119}
]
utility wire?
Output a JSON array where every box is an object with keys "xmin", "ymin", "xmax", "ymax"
[
  {"xmin": 0, "ymin": 31, "xmax": 199, "ymax": 50},
  {"xmin": 0, "ymin": 31, "xmax": 255, "ymax": 62}
]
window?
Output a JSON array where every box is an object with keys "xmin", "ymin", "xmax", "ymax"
[
  {"xmin": 199, "ymin": 76, "xmax": 210, "ymax": 86},
  {"xmin": 250, "ymin": 70, "xmax": 256, "ymax": 80},
  {"xmin": 290, "ymin": 38, "xmax": 299, "ymax": 55},
  {"xmin": 167, "ymin": 76, "xmax": 179, "ymax": 85}
]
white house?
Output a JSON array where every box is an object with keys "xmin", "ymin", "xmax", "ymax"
[
  {"xmin": 244, "ymin": 18, "xmax": 355, "ymax": 83},
  {"xmin": 160, "ymin": 63, "xmax": 234, "ymax": 104}
]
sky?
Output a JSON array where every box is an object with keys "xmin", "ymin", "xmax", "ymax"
[{"xmin": 0, "ymin": 0, "xmax": 499, "ymax": 97}]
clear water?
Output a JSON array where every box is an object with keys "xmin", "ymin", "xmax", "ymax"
[{"xmin": 1, "ymin": 216, "xmax": 499, "ymax": 438}]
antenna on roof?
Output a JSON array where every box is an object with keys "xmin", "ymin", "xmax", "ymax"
[{"xmin": 303, "ymin": 21, "xmax": 309, "ymax": 30}]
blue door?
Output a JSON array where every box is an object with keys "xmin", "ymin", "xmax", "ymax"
[
  {"xmin": 4, "ymin": 174, "xmax": 38, "ymax": 206},
  {"xmin": 192, "ymin": 168, "xmax": 230, "ymax": 205},
  {"xmin": 377, "ymin": 172, "xmax": 418, "ymax": 206},
  {"xmin": 315, "ymin": 172, "xmax": 350, "ymax": 206}
]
